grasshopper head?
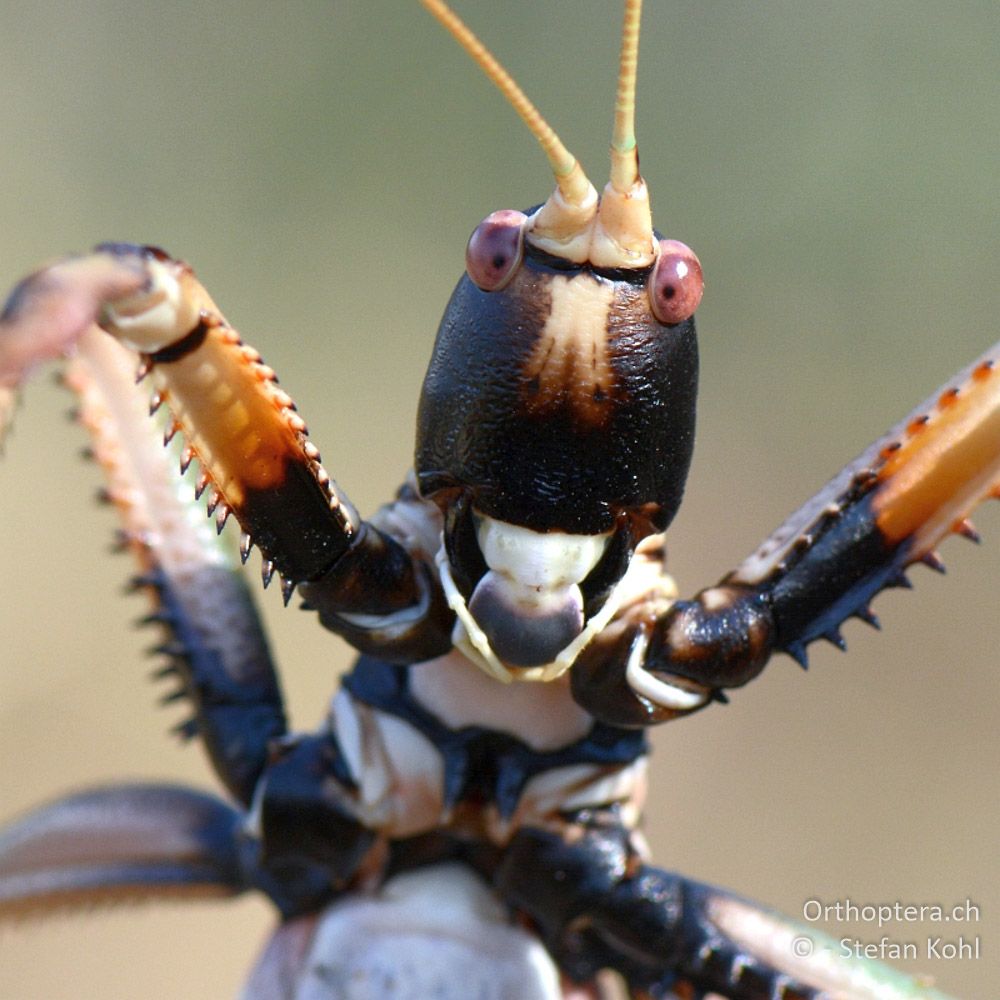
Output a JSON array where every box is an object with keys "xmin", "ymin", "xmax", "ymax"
[{"xmin": 415, "ymin": 1, "xmax": 702, "ymax": 677}]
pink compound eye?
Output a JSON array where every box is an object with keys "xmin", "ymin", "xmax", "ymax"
[
  {"xmin": 649, "ymin": 239, "xmax": 704, "ymax": 325},
  {"xmin": 465, "ymin": 210, "xmax": 527, "ymax": 291}
]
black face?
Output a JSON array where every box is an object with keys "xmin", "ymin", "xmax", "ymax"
[{"xmin": 415, "ymin": 248, "xmax": 699, "ymax": 537}]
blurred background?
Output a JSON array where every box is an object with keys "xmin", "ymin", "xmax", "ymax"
[{"xmin": 0, "ymin": 1, "xmax": 996, "ymax": 997}]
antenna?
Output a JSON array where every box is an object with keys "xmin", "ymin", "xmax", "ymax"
[
  {"xmin": 610, "ymin": 0, "xmax": 643, "ymax": 194},
  {"xmin": 421, "ymin": 1, "xmax": 655, "ymax": 267},
  {"xmin": 420, "ymin": 0, "xmax": 593, "ymax": 210}
]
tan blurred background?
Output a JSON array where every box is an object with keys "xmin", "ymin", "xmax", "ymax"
[{"xmin": 0, "ymin": 2, "xmax": 997, "ymax": 997}]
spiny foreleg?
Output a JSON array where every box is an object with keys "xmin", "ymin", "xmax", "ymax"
[
  {"xmin": 572, "ymin": 343, "xmax": 1000, "ymax": 724},
  {"xmin": 0, "ymin": 244, "xmax": 453, "ymax": 661},
  {"xmin": 50, "ymin": 323, "xmax": 286, "ymax": 804},
  {"xmin": 0, "ymin": 250, "xmax": 385, "ymax": 910}
]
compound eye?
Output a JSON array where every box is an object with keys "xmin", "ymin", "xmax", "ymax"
[
  {"xmin": 465, "ymin": 210, "xmax": 527, "ymax": 291},
  {"xmin": 649, "ymin": 239, "xmax": 703, "ymax": 325}
]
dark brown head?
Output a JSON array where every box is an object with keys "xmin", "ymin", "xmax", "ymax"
[
  {"xmin": 417, "ymin": 0, "xmax": 703, "ymax": 678},
  {"xmin": 417, "ymin": 228, "xmax": 700, "ymax": 536}
]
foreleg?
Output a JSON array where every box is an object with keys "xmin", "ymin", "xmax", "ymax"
[
  {"xmin": 496, "ymin": 816, "xmax": 952, "ymax": 1000},
  {"xmin": 0, "ymin": 245, "xmax": 453, "ymax": 661},
  {"xmin": 24, "ymin": 321, "xmax": 287, "ymax": 804},
  {"xmin": 0, "ymin": 250, "xmax": 420, "ymax": 914},
  {"xmin": 573, "ymin": 343, "xmax": 1000, "ymax": 725}
]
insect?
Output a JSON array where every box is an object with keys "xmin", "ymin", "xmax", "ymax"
[{"xmin": 1, "ymin": 2, "xmax": 997, "ymax": 998}]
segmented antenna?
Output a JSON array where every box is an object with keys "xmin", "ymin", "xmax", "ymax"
[
  {"xmin": 420, "ymin": 0, "xmax": 593, "ymax": 209},
  {"xmin": 610, "ymin": 0, "xmax": 643, "ymax": 193},
  {"xmin": 422, "ymin": 0, "xmax": 655, "ymax": 267}
]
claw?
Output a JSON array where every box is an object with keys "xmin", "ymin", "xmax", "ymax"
[
  {"xmin": 137, "ymin": 610, "xmax": 172, "ymax": 628},
  {"xmin": 854, "ymin": 606, "xmax": 881, "ymax": 630},
  {"xmin": 150, "ymin": 640, "xmax": 186, "ymax": 660},
  {"xmin": 822, "ymin": 628, "xmax": 846, "ymax": 651},
  {"xmin": 920, "ymin": 551, "xmax": 946, "ymax": 574},
  {"xmin": 173, "ymin": 718, "xmax": 200, "ymax": 740},
  {"xmin": 159, "ymin": 688, "xmax": 188, "ymax": 707},
  {"xmin": 125, "ymin": 572, "xmax": 161, "ymax": 593},
  {"xmin": 785, "ymin": 642, "xmax": 809, "ymax": 670},
  {"xmin": 953, "ymin": 518, "xmax": 981, "ymax": 543},
  {"xmin": 109, "ymin": 528, "xmax": 131, "ymax": 554}
]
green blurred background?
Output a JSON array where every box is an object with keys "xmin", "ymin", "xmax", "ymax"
[{"xmin": 0, "ymin": 1, "xmax": 996, "ymax": 996}]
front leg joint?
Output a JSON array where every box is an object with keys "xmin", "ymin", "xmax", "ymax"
[
  {"xmin": 572, "ymin": 586, "xmax": 775, "ymax": 727},
  {"xmin": 647, "ymin": 585, "xmax": 775, "ymax": 690},
  {"xmin": 301, "ymin": 525, "xmax": 455, "ymax": 664}
]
